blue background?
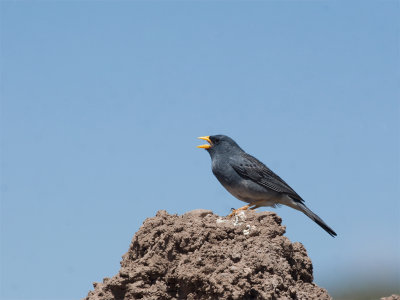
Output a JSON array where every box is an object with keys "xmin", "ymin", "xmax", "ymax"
[{"xmin": 1, "ymin": 1, "xmax": 399, "ymax": 299}]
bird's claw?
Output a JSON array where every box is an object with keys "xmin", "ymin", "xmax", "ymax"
[{"xmin": 226, "ymin": 205, "xmax": 250, "ymax": 218}]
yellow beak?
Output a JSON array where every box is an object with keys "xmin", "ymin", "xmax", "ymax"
[{"xmin": 197, "ymin": 136, "xmax": 212, "ymax": 149}]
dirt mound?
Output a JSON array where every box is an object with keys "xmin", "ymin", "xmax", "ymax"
[{"xmin": 85, "ymin": 209, "xmax": 331, "ymax": 299}]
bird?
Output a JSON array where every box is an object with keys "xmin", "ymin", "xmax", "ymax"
[{"xmin": 197, "ymin": 135, "xmax": 337, "ymax": 237}]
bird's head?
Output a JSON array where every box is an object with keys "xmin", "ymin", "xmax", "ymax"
[{"xmin": 197, "ymin": 135, "xmax": 242, "ymax": 157}]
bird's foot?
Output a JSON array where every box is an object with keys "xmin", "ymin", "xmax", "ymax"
[{"xmin": 227, "ymin": 205, "xmax": 250, "ymax": 218}]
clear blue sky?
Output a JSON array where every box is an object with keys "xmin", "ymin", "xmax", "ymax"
[{"xmin": 1, "ymin": 1, "xmax": 399, "ymax": 299}]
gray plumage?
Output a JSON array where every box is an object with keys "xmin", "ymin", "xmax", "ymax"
[{"xmin": 201, "ymin": 134, "xmax": 337, "ymax": 237}]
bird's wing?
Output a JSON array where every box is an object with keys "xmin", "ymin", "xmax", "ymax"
[{"xmin": 231, "ymin": 153, "xmax": 304, "ymax": 202}]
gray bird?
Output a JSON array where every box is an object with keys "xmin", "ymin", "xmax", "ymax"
[{"xmin": 197, "ymin": 135, "xmax": 337, "ymax": 237}]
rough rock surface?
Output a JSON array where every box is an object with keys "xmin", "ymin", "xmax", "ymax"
[{"xmin": 85, "ymin": 209, "xmax": 331, "ymax": 300}]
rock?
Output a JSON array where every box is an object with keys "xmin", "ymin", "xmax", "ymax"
[
  {"xmin": 381, "ymin": 295, "xmax": 400, "ymax": 300},
  {"xmin": 85, "ymin": 210, "xmax": 331, "ymax": 300},
  {"xmin": 182, "ymin": 209, "xmax": 213, "ymax": 218}
]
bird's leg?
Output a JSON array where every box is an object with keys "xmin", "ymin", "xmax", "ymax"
[
  {"xmin": 227, "ymin": 199, "xmax": 268, "ymax": 218},
  {"xmin": 227, "ymin": 204, "xmax": 250, "ymax": 218},
  {"xmin": 249, "ymin": 204, "xmax": 261, "ymax": 210}
]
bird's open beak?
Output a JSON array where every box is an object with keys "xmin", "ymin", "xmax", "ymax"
[{"xmin": 197, "ymin": 136, "xmax": 212, "ymax": 149}]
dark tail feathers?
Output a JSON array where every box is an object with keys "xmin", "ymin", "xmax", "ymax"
[{"xmin": 296, "ymin": 202, "xmax": 337, "ymax": 237}]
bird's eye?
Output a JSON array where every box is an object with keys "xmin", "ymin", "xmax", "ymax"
[{"xmin": 214, "ymin": 138, "xmax": 219, "ymax": 143}]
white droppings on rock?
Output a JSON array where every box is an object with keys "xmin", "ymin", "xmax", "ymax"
[
  {"xmin": 233, "ymin": 211, "xmax": 246, "ymax": 226},
  {"xmin": 216, "ymin": 218, "xmax": 227, "ymax": 224},
  {"xmin": 243, "ymin": 224, "xmax": 257, "ymax": 235}
]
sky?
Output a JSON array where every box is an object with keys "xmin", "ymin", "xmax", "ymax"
[{"xmin": 1, "ymin": 1, "xmax": 399, "ymax": 299}]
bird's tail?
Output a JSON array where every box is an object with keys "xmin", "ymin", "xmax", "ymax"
[{"xmin": 294, "ymin": 201, "xmax": 337, "ymax": 237}]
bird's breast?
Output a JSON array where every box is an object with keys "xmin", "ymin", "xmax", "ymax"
[{"xmin": 211, "ymin": 157, "xmax": 280, "ymax": 203}]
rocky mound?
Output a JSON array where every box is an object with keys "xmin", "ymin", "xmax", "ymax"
[{"xmin": 85, "ymin": 209, "xmax": 331, "ymax": 299}]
